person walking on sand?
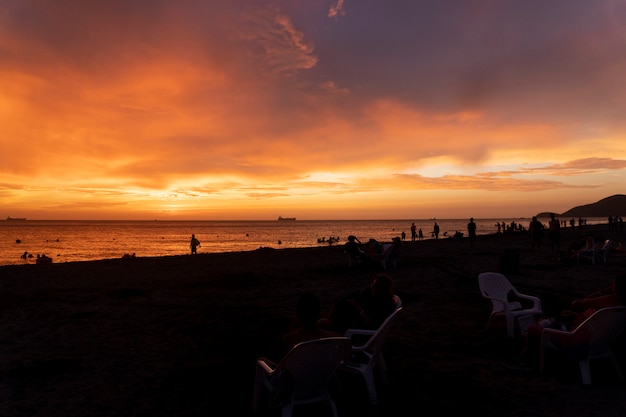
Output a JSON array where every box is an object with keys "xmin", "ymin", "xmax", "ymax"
[
  {"xmin": 433, "ymin": 222, "xmax": 440, "ymax": 239},
  {"xmin": 190, "ymin": 234, "xmax": 200, "ymax": 255}
]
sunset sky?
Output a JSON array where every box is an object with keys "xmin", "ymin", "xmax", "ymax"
[{"xmin": 2, "ymin": 0, "xmax": 626, "ymax": 220}]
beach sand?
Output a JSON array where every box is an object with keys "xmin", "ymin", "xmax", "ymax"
[{"xmin": 0, "ymin": 224, "xmax": 625, "ymax": 416}]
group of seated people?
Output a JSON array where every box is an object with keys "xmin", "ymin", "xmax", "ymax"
[
  {"xmin": 565, "ymin": 235, "xmax": 626, "ymax": 263},
  {"xmin": 521, "ymin": 272, "xmax": 626, "ymax": 366},
  {"xmin": 254, "ymin": 273, "xmax": 400, "ymax": 412},
  {"xmin": 263, "ymin": 273, "xmax": 399, "ymax": 361},
  {"xmin": 344, "ymin": 235, "xmax": 402, "ymax": 266}
]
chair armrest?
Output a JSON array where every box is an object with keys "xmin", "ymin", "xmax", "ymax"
[
  {"xmin": 512, "ymin": 292, "xmax": 542, "ymax": 310},
  {"xmin": 344, "ymin": 329, "xmax": 376, "ymax": 339},
  {"xmin": 524, "ymin": 295, "xmax": 542, "ymax": 309},
  {"xmin": 542, "ymin": 326, "xmax": 593, "ymax": 353},
  {"xmin": 344, "ymin": 328, "xmax": 376, "ymax": 339},
  {"xmin": 256, "ymin": 358, "xmax": 277, "ymax": 374},
  {"xmin": 541, "ymin": 327, "xmax": 574, "ymax": 348}
]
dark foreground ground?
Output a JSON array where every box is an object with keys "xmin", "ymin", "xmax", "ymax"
[{"xmin": 1, "ymin": 224, "xmax": 626, "ymax": 416}]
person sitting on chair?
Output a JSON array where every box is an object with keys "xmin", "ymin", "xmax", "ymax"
[
  {"xmin": 388, "ymin": 237, "xmax": 402, "ymax": 264},
  {"xmin": 363, "ymin": 238, "xmax": 384, "ymax": 256},
  {"xmin": 344, "ymin": 235, "xmax": 370, "ymax": 263},
  {"xmin": 318, "ymin": 273, "xmax": 398, "ymax": 333},
  {"xmin": 281, "ymin": 293, "xmax": 341, "ymax": 355},
  {"xmin": 521, "ymin": 273, "xmax": 626, "ymax": 367},
  {"xmin": 253, "ymin": 293, "xmax": 342, "ymax": 412}
]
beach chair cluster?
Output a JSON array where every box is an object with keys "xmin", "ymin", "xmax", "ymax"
[
  {"xmin": 478, "ymin": 272, "xmax": 626, "ymax": 386},
  {"xmin": 576, "ymin": 239, "xmax": 621, "ymax": 265},
  {"xmin": 253, "ymin": 300, "xmax": 404, "ymax": 415},
  {"xmin": 346, "ymin": 242, "xmax": 399, "ymax": 270}
]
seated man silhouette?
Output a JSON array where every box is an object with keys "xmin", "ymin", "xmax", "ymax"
[
  {"xmin": 281, "ymin": 293, "xmax": 341, "ymax": 355},
  {"xmin": 318, "ymin": 273, "xmax": 398, "ymax": 333},
  {"xmin": 344, "ymin": 235, "xmax": 370, "ymax": 264},
  {"xmin": 253, "ymin": 293, "xmax": 341, "ymax": 412}
]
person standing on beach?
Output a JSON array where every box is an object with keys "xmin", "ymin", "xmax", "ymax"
[
  {"xmin": 433, "ymin": 222, "xmax": 440, "ymax": 239},
  {"xmin": 529, "ymin": 217, "xmax": 544, "ymax": 250},
  {"xmin": 548, "ymin": 213, "xmax": 561, "ymax": 251},
  {"xmin": 467, "ymin": 218, "xmax": 477, "ymax": 246},
  {"xmin": 190, "ymin": 234, "xmax": 200, "ymax": 255},
  {"xmin": 410, "ymin": 222, "xmax": 417, "ymax": 242}
]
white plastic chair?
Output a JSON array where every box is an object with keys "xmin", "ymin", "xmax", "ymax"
[
  {"xmin": 597, "ymin": 240, "xmax": 617, "ymax": 264},
  {"xmin": 372, "ymin": 243, "xmax": 396, "ymax": 270},
  {"xmin": 540, "ymin": 306, "xmax": 626, "ymax": 385},
  {"xmin": 339, "ymin": 307, "xmax": 403, "ymax": 404},
  {"xmin": 346, "ymin": 243, "xmax": 398, "ymax": 270},
  {"xmin": 576, "ymin": 241, "xmax": 604, "ymax": 264},
  {"xmin": 393, "ymin": 295, "xmax": 402, "ymax": 310},
  {"xmin": 478, "ymin": 272, "xmax": 543, "ymax": 337},
  {"xmin": 252, "ymin": 337, "xmax": 351, "ymax": 417}
]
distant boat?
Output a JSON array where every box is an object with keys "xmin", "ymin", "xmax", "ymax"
[
  {"xmin": 277, "ymin": 216, "xmax": 296, "ymax": 221},
  {"xmin": 6, "ymin": 217, "xmax": 26, "ymax": 221}
]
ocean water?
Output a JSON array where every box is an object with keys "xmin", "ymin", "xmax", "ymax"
[{"xmin": 0, "ymin": 217, "xmax": 607, "ymax": 266}]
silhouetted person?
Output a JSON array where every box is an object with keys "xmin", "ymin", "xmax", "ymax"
[
  {"xmin": 344, "ymin": 235, "xmax": 369, "ymax": 263},
  {"xmin": 529, "ymin": 217, "xmax": 544, "ymax": 250},
  {"xmin": 548, "ymin": 213, "xmax": 561, "ymax": 251},
  {"xmin": 281, "ymin": 293, "xmax": 340, "ymax": 355},
  {"xmin": 467, "ymin": 217, "xmax": 477, "ymax": 246},
  {"xmin": 319, "ymin": 273, "xmax": 398, "ymax": 333},
  {"xmin": 190, "ymin": 234, "xmax": 200, "ymax": 254}
]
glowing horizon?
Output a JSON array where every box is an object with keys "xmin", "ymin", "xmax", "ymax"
[{"xmin": 2, "ymin": 1, "xmax": 625, "ymax": 221}]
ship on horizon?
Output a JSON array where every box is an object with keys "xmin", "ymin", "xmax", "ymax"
[
  {"xmin": 277, "ymin": 216, "xmax": 296, "ymax": 221},
  {"xmin": 6, "ymin": 216, "xmax": 27, "ymax": 221}
]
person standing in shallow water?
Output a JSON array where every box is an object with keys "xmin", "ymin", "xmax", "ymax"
[{"xmin": 190, "ymin": 234, "xmax": 200, "ymax": 255}]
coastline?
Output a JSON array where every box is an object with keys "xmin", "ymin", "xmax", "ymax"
[
  {"xmin": 0, "ymin": 224, "xmax": 625, "ymax": 416},
  {"xmin": 0, "ymin": 217, "xmax": 610, "ymax": 267}
]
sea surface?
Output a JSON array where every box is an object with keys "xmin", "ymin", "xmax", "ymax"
[{"xmin": 0, "ymin": 217, "xmax": 607, "ymax": 266}]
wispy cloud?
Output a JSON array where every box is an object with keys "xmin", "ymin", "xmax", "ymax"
[{"xmin": 328, "ymin": 0, "xmax": 346, "ymax": 20}]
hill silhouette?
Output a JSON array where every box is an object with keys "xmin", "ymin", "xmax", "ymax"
[{"xmin": 555, "ymin": 194, "xmax": 626, "ymax": 218}]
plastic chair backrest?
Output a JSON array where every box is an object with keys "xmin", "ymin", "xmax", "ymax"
[
  {"xmin": 279, "ymin": 337, "xmax": 351, "ymax": 399},
  {"xmin": 393, "ymin": 295, "xmax": 402, "ymax": 309},
  {"xmin": 360, "ymin": 307, "xmax": 403, "ymax": 354},
  {"xmin": 574, "ymin": 306, "xmax": 626, "ymax": 356},
  {"xmin": 478, "ymin": 272, "xmax": 515, "ymax": 309}
]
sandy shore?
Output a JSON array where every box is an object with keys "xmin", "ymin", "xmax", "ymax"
[{"xmin": 1, "ymin": 224, "xmax": 625, "ymax": 416}]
